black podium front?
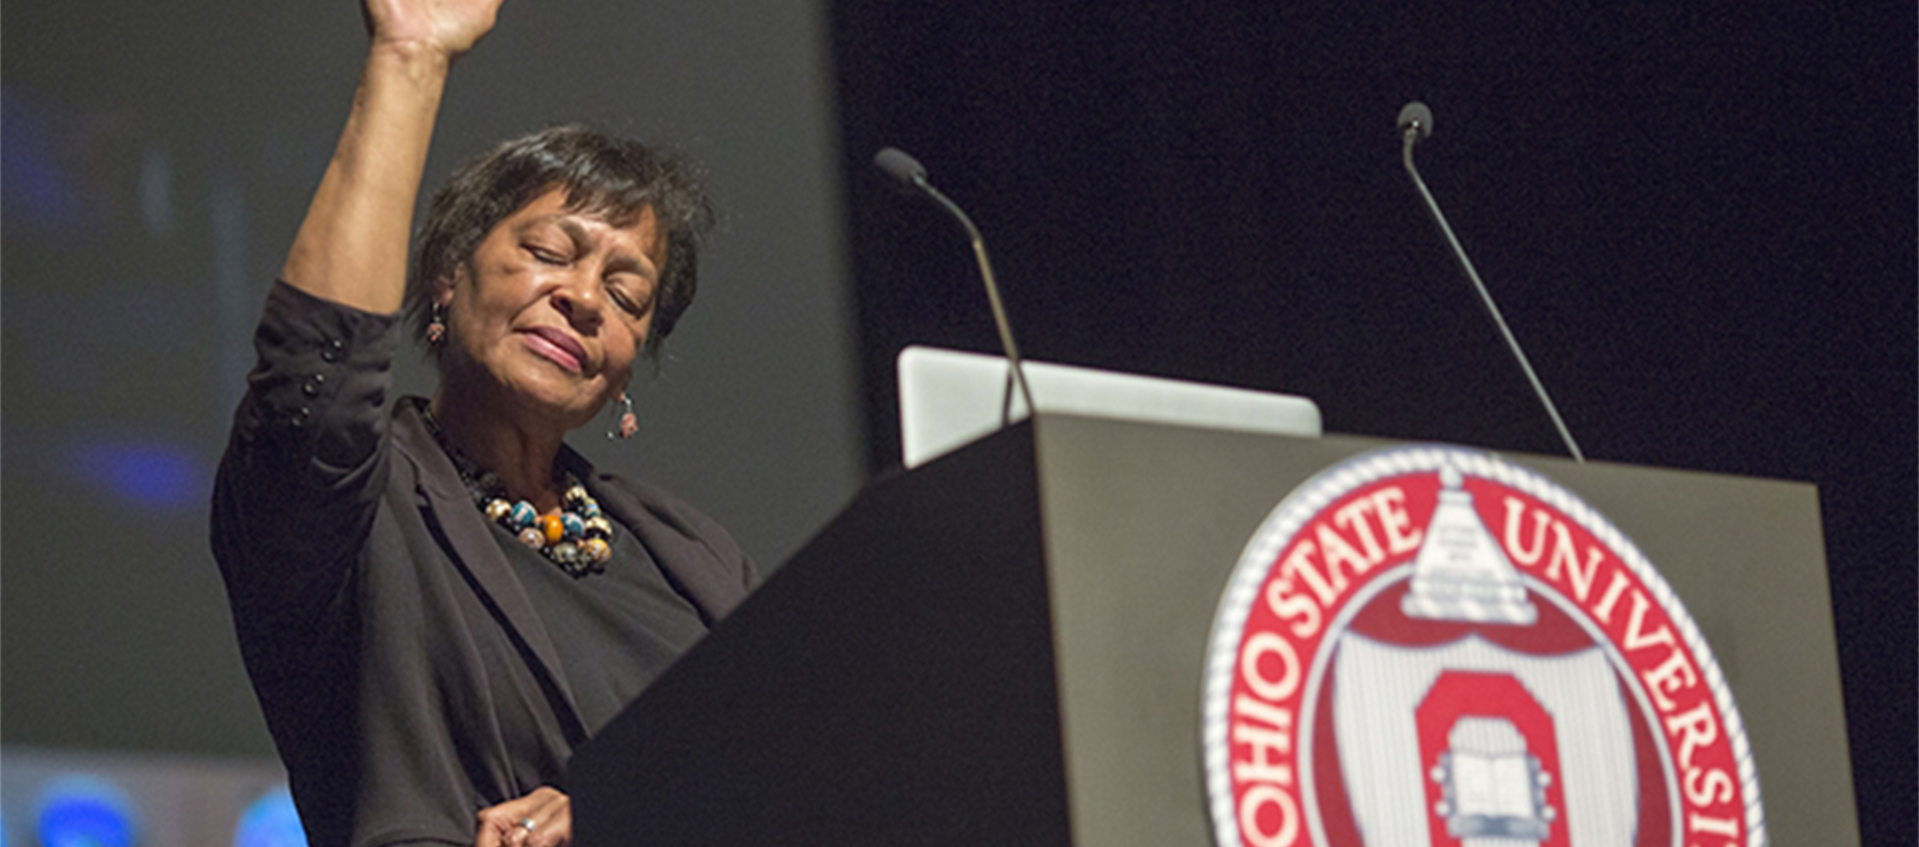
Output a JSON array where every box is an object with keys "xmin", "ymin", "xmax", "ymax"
[{"xmin": 569, "ymin": 415, "xmax": 1855, "ymax": 846}]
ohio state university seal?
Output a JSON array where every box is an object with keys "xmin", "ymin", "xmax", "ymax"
[{"xmin": 1201, "ymin": 446, "xmax": 1763, "ymax": 847}]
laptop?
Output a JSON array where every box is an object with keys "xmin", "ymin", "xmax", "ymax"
[{"xmin": 897, "ymin": 345, "xmax": 1322, "ymax": 468}]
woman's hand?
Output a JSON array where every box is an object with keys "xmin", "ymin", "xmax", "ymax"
[
  {"xmin": 475, "ymin": 786, "xmax": 572, "ymax": 847},
  {"xmin": 362, "ymin": 0, "xmax": 503, "ymax": 60}
]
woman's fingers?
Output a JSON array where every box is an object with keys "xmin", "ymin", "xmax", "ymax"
[
  {"xmin": 362, "ymin": 0, "xmax": 504, "ymax": 58},
  {"xmin": 525, "ymin": 792, "xmax": 572, "ymax": 847},
  {"xmin": 475, "ymin": 786, "xmax": 572, "ymax": 847}
]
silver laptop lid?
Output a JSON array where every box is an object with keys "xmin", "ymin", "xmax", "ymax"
[{"xmin": 897, "ymin": 345, "xmax": 1322, "ymax": 468}]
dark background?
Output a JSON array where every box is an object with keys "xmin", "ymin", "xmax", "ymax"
[
  {"xmin": 1, "ymin": 0, "xmax": 1909, "ymax": 843},
  {"xmin": 830, "ymin": 1, "xmax": 1913, "ymax": 843}
]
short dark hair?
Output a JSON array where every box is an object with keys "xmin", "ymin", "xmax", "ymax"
[{"xmin": 407, "ymin": 125, "xmax": 713, "ymax": 356}]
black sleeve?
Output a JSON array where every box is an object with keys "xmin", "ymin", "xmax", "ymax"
[{"xmin": 211, "ymin": 280, "xmax": 401, "ymax": 642}]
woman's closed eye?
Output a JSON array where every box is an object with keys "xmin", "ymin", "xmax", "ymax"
[
  {"xmin": 526, "ymin": 243, "xmax": 570, "ymax": 265},
  {"xmin": 605, "ymin": 278, "xmax": 653, "ymax": 318}
]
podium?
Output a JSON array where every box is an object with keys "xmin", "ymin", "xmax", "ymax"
[{"xmin": 570, "ymin": 415, "xmax": 1856, "ymax": 846}]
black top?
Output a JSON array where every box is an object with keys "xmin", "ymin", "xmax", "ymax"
[{"xmin": 492, "ymin": 519, "xmax": 709, "ymax": 735}]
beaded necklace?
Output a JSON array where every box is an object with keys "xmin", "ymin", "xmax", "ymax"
[{"xmin": 419, "ymin": 401, "xmax": 614, "ymax": 577}]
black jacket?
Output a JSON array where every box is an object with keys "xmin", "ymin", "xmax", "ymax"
[{"xmin": 213, "ymin": 281, "xmax": 755, "ymax": 847}]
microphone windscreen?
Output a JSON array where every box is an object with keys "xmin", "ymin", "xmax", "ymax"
[
  {"xmin": 1397, "ymin": 102, "xmax": 1434, "ymax": 140},
  {"xmin": 873, "ymin": 147, "xmax": 929, "ymax": 193}
]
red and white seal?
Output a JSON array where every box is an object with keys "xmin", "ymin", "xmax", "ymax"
[{"xmin": 1201, "ymin": 446, "xmax": 1763, "ymax": 847}]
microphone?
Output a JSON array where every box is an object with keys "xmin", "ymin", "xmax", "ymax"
[
  {"xmin": 872, "ymin": 147, "xmax": 1036, "ymax": 426},
  {"xmin": 873, "ymin": 147, "xmax": 928, "ymax": 192},
  {"xmin": 1397, "ymin": 102, "xmax": 1586, "ymax": 463},
  {"xmin": 1397, "ymin": 101, "xmax": 1433, "ymax": 142}
]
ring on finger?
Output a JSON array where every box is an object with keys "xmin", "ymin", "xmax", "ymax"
[{"xmin": 519, "ymin": 817, "xmax": 538, "ymax": 833}]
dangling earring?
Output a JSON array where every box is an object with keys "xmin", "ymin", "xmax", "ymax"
[
  {"xmin": 426, "ymin": 302, "xmax": 448, "ymax": 345},
  {"xmin": 608, "ymin": 391, "xmax": 639, "ymax": 440}
]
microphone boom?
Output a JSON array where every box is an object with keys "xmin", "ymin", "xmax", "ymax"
[
  {"xmin": 1397, "ymin": 103, "xmax": 1586, "ymax": 462},
  {"xmin": 872, "ymin": 147, "xmax": 1037, "ymax": 427}
]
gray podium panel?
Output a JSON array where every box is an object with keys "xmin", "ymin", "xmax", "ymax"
[{"xmin": 1030, "ymin": 414, "xmax": 1853, "ymax": 847}]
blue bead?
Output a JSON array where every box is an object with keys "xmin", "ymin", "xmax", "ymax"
[
  {"xmin": 582, "ymin": 501, "xmax": 602, "ymax": 518},
  {"xmin": 561, "ymin": 513, "xmax": 585, "ymax": 540},
  {"xmin": 510, "ymin": 501, "xmax": 538, "ymax": 529}
]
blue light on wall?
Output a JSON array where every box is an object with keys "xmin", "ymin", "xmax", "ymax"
[
  {"xmin": 235, "ymin": 787, "xmax": 306, "ymax": 847},
  {"xmin": 34, "ymin": 775, "xmax": 137, "ymax": 847},
  {"xmin": 66, "ymin": 439, "xmax": 208, "ymax": 512},
  {"xmin": 0, "ymin": 89, "xmax": 84, "ymax": 231}
]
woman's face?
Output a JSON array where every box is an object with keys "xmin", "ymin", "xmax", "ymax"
[{"xmin": 437, "ymin": 188, "xmax": 666, "ymax": 433}]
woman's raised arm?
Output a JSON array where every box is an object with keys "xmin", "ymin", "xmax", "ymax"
[{"xmin": 280, "ymin": 0, "xmax": 504, "ymax": 313}]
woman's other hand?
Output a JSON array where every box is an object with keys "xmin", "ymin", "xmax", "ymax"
[
  {"xmin": 362, "ymin": 0, "xmax": 503, "ymax": 60},
  {"xmin": 475, "ymin": 785, "xmax": 572, "ymax": 847}
]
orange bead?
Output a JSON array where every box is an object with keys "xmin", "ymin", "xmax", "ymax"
[{"xmin": 542, "ymin": 513, "xmax": 566, "ymax": 544}]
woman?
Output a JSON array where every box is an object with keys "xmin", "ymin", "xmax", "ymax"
[{"xmin": 211, "ymin": 2, "xmax": 754, "ymax": 846}]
